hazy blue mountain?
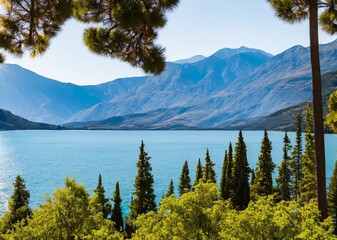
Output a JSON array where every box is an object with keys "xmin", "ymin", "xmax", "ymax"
[
  {"xmin": 174, "ymin": 55, "xmax": 206, "ymax": 64},
  {"xmin": 67, "ymin": 47, "xmax": 273, "ymax": 123},
  {"xmin": 2, "ymin": 40, "xmax": 337, "ymax": 129}
]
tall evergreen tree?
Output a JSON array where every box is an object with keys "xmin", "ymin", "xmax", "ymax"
[
  {"xmin": 129, "ymin": 141, "xmax": 156, "ymax": 219},
  {"xmin": 203, "ymin": 149, "xmax": 216, "ymax": 183},
  {"xmin": 193, "ymin": 158, "xmax": 203, "ymax": 187},
  {"xmin": 220, "ymin": 143, "xmax": 234, "ymax": 200},
  {"xmin": 1, "ymin": 175, "xmax": 31, "ymax": 233},
  {"xmin": 254, "ymin": 129, "xmax": 275, "ymax": 196},
  {"xmin": 94, "ymin": 174, "xmax": 111, "ymax": 219},
  {"xmin": 328, "ymin": 160, "xmax": 337, "ymax": 235},
  {"xmin": 179, "ymin": 161, "xmax": 192, "ymax": 195},
  {"xmin": 166, "ymin": 180, "xmax": 174, "ymax": 198},
  {"xmin": 267, "ymin": 0, "xmax": 337, "ymax": 219},
  {"xmin": 299, "ymin": 104, "xmax": 317, "ymax": 204},
  {"xmin": 111, "ymin": 182, "xmax": 123, "ymax": 232},
  {"xmin": 220, "ymin": 150, "xmax": 228, "ymax": 200},
  {"xmin": 231, "ymin": 130, "xmax": 250, "ymax": 210},
  {"xmin": 326, "ymin": 90, "xmax": 337, "ymax": 133},
  {"xmin": 291, "ymin": 113, "xmax": 303, "ymax": 200},
  {"xmin": 276, "ymin": 131, "xmax": 292, "ymax": 201}
]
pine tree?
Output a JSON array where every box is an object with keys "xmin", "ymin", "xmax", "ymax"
[
  {"xmin": 129, "ymin": 141, "xmax": 156, "ymax": 220},
  {"xmin": 203, "ymin": 149, "xmax": 216, "ymax": 183},
  {"xmin": 254, "ymin": 129, "xmax": 275, "ymax": 196},
  {"xmin": 94, "ymin": 174, "xmax": 111, "ymax": 219},
  {"xmin": 276, "ymin": 131, "xmax": 292, "ymax": 201},
  {"xmin": 291, "ymin": 112, "xmax": 303, "ymax": 200},
  {"xmin": 111, "ymin": 182, "xmax": 123, "ymax": 232},
  {"xmin": 179, "ymin": 161, "xmax": 192, "ymax": 195},
  {"xmin": 299, "ymin": 104, "xmax": 317, "ymax": 204},
  {"xmin": 328, "ymin": 160, "xmax": 337, "ymax": 235},
  {"xmin": 193, "ymin": 158, "xmax": 203, "ymax": 187},
  {"xmin": 166, "ymin": 180, "xmax": 174, "ymax": 197},
  {"xmin": 220, "ymin": 142, "xmax": 233, "ymax": 200},
  {"xmin": 251, "ymin": 169, "xmax": 255, "ymax": 185},
  {"xmin": 231, "ymin": 130, "xmax": 250, "ymax": 210},
  {"xmin": 1, "ymin": 175, "xmax": 31, "ymax": 233}
]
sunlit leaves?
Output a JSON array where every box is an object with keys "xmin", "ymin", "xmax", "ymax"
[
  {"xmin": 326, "ymin": 91, "xmax": 337, "ymax": 132},
  {"xmin": 267, "ymin": 0, "xmax": 309, "ymax": 23}
]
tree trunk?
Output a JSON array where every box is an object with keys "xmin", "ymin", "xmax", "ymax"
[{"xmin": 308, "ymin": 0, "xmax": 327, "ymax": 220}]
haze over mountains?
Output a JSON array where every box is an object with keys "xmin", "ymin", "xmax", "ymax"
[{"xmin": 1, "ymin": 40, "xmax": 337, "ymax": 129}]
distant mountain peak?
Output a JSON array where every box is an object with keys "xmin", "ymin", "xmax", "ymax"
[
  {"xmin": 174, "ymin": 55, "xmax": 206, "ymax": 64},
  {"xmin": 211, "ymin": 46, "xmax": 273, "ymax": 60}
]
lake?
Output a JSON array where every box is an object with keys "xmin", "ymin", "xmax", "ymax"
[{"xmin": 0, "ymin": 130, "xmax": 336, "ymax": 216}]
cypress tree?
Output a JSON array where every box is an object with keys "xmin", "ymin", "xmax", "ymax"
[
  {"xmin": 1, "ymin": 175, "xmax": 31, "ymax": 233},
  {"xmin": 193, "ymin": 158, "xmax": 203, "ymax": 187},
  {"xmin": 166, "ymin": 180, "xmax": 174, "ymax": 197},
  {"xmin": 220, "ymin": 143, "xmax": 233, "ymax": 200},
  {"xmin": 129, "ymin": 141, "xmax": 156, "ymax": 219},
  {"xmin": 251, "ymin": 169, "xmax": 255, "ymax": 185},
  {"xmin": 111, "ymin": 182, "xmax": 123, "ymax": 232},
  {"xmin": 94, "ymin": 174, "xmax": 111, "ymax": 219},
  {"xmin": 328, "ymin": 160, "xmax": 337, "ymax": 235},
  {"xmin": 276, "ymin": 131, "xmax": 292, "ymax": 201},
  {"xmin": 231, "ymin": 130, "xmax": 250, "ymax": 210},
  {"xmin": 220, "ymin": 150, "xmax": 228, "ymax": 200},
  {"xmin": 254, "ymin": 129, "xmax": 275, "ymax": 196},
  {"xmin": 203, "ymin": 149, "xmax": 216, "ymax": 183},
  {"xmin": 299, "ymin": 104, "xmax": 317, "ymax": 204},
  {"xmin": 291, "ymin": 112, "xmax": 303, "ymax": 200},
  {"xmin": 179, "ymin": 161, "xmax": 192, "ymax": 195}
]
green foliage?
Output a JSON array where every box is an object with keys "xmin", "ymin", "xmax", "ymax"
[
  {"xmin": 0, "ymin": 175, "xmax": 31, "ymax": 234},
  {"xmin": 132, "ymin": 182, "xmax": 336, "ymax": 240},
  {"xmin": 203, "ymin": 149, "xmax": 216, "ymax": 183},
  {"xmin": 94, "ymin": 174, "xmax": 111, "ymax": 219},
  {"xmin": 129, "ymin": 141, "xmax": 156, "ymax": 223},
  {"xmin": 253, "ymin": 129, "xmax": 275, "ymax": 197},
  {"xmin": 299, "ymin": 104, "xmax": 317, "ymax": 204},
  {"xmin": 291, "ymin": 112, "xmax": 303, "ymax": 200},
  {"xmin": 73, "ymin": 0, "xmax": 179, "ymax": 74},
  {"xmin": 193, "ymin": 158, "xmax": 203, "ymax": 187},
  {"xmin": 276, "ymin": 131, "xmax": 292, "ymax": 201},
  {"xmin": 179, "ymin": 161, "xmax": 192, "ymax": 195},
  {"xmin": 328, "ymin": 160, "xmax": 337, "ymax": 235},
  {"xmin": 267, "ymin": 0, "xmax": 309, "ymax": 23},
  {"xmin": 111, "ymin": 182, "xmax": 123, "ymax": 232},
  {"xmin": 2, "ymin": 177, "xmax": 123, "ymax": 239},
  {"xmin": 231, "ymin": 130, "xmax": 250, "ymax": 210},
  {"xmin": 220, "ymin": 143, "xmax": 233, "ymax": 200},
  {"xmin": 0, "ymin": 0, "xmax": 73, "ymax": 57},
  {"xmin": 133, "ymin": 182, "xmax": 227, "ymax": 240},
  {"xmin": 166, "ymin": 180, "xmax": 174, "ymax": 198},
  {"xmin": 326, "ymin": 91, "xmax": 337, "ymax": 133}
]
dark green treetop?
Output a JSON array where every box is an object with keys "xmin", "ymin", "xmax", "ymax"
[
  {"xmin": 166, "ymin": 179, "xmax": 174, "ymax": 198},
  {"xmin": 203, "ymin": 149, "xmax": 216, "ymax": 183},
  {"xmin": 253, "ymin": 129, "xmax": 275, "ymax": 196},
  {"xmin": 111, "ymin": 181, "xmax": 123, "ymax": 232},
  {"xmin": 129, "ymin": 140, "xmax": 156, "ymax": 219},
  {"xmin": 231, "ymin": 130, "xmax": 250, "ymax": 210},
  {"xmin": 0, "ymin": 175, "xmax": 31, "ymax": 234},
  {"xmin": 290, "ymin": 112, "xmax": 303, "ymax": 200},
  {"xmin": 220, "ymin": 142, "xmax": 233, "ymax": 200},
  {"xmin": 94, "ymin": 174, "xmax": 111, "ymax": 219},
  {"xmin": 179, "ymin": 161, "xmax": 192, "ymax": 196},
  {"xmin": 193, "ymin": 158, "xmax": 203, "ymax": 187},
  {"xmin": 299, "ymin": 104, "xmax": 317, "ymax": 204},
  {"xmin": 275, "ymin": 131, "xmax": 292, "ymax": 201}
]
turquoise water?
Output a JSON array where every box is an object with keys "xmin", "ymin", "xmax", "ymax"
[{"xmin": 0, "ymin": 130, "xmax": 336, "ymax": 216}]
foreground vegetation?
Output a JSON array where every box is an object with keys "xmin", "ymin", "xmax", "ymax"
[{"xmin": 0, "ymin": 98, "xmax": 336, "ymax": 239}]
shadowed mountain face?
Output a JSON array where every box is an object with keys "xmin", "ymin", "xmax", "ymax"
[{"xmin": 1, "ymin": 40, "xmax": 337, "ymax": 128}]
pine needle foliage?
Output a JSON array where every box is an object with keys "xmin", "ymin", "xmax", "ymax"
[
  {"xmin": 179, "ymin": 161, "xmax": 192, "ymax": 196},
  {"xmin": 203, "ymin": 149, "xmax": 216, "ymax": 183}
]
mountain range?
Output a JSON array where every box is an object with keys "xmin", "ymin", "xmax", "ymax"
[{"xmin": 1, "ymin": 40, "xmax": 337, "ymax": 129}]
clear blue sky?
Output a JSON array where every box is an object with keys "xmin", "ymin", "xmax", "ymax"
[{"xmin": 5, "ymin": 0, "xmax": 337, "ymax": 85}]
